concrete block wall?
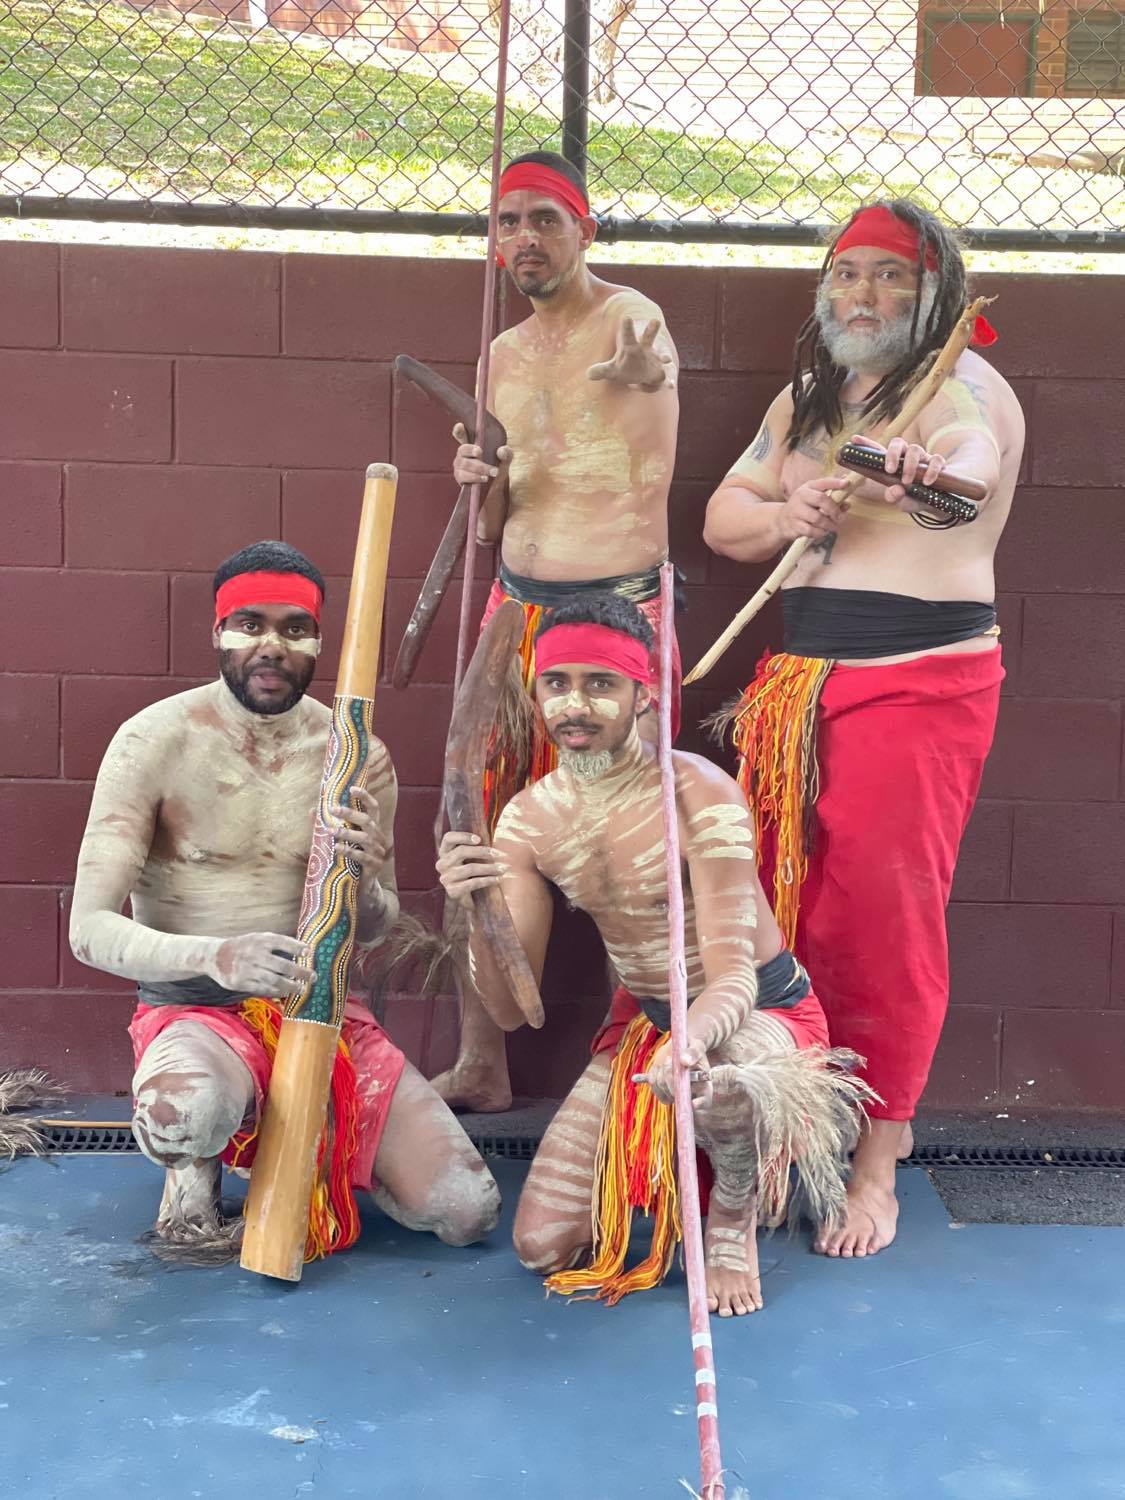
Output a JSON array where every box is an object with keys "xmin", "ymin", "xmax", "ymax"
[{"xmin": 1, "ymin": 241, "xmax": 1122, "ymax": 1109}]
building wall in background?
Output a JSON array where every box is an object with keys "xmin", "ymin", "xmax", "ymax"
[{"xmin": 1, "ymin": 242, "xmax": 1123, "ymax": 1110}]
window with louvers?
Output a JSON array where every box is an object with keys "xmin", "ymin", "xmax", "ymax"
[{"xmin": 1065, "ymin": 9, "xmax": 1125, "ymax": 96}]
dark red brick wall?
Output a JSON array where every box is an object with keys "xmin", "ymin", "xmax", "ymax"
[{"xmin": 2, "ymin": 242, "xmax": 1122, "ymax": 1111}]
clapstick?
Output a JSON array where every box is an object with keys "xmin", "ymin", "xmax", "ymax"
[{"xmin": 837, "ymin": 442, "xmax": 981, "ymax": 524}]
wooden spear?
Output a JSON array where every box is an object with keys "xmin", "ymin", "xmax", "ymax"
[
  {"xmin": 240, "ymin": 463, "xmax": 398, "ymax": 1283},
  {"xmin": 656, "ymin": 561, "xmax": 727, "ymax": 1500},
  {"xmin": 452, "ymin": 0, "xmax": 512, "ymax": 697},
  {"xmin": 683, "ymin": 296, "xmax": 995, "ymax": 686}
]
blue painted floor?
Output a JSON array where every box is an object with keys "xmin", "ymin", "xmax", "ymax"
[{"xmin": 1, "ymin": 1156, "xmax": 1122, "ymax": 1500}]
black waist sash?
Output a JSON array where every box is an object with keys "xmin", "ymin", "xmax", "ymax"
[
  {"xmin": 498, "ymin": 561, "xmax": 677, "ymax": 609},
  {"xmin": 781, "ymin": 587, "xmax": 996, "ymax": 660},
  {"xmin": 137, "ymin": 975, "xmax": 251, "ymax": 1008},
  {"xmin": 634, "ymin": 948, "xmax": 810, "ymax": 1034}
]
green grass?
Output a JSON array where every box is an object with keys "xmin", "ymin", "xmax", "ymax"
[{"xmin": 0, "ymin": 0, "xmax": 891, "ymax": 216}]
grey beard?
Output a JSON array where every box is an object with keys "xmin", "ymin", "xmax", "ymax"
[
  {"xmin": 558, "ymin": 747, "xmax": 615, "ymax": 781},
  {"xmin": 814, "ymin": 273, "xmax": 938, "ymax": 374}
]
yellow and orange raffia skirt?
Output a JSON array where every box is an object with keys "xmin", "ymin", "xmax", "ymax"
[
  {"xmin": 716, "ymin": 650, "xmax": 834, "ymax": 949},
  {"xmin": 546, "ymin": 1014, "xmax": 685, "ymax": 1305}
]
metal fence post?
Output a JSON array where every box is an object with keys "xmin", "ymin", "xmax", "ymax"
[{"xmin": 561, "ymin": 0, "xmax": 590, "ymax": 178}]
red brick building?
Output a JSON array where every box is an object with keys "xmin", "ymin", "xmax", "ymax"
[{"xmin": 917, "ymin": 0, "xmax": 1125, "ymax": 99}]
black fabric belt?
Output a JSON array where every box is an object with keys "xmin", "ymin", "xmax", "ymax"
[
  {"xmin": 498, "ymin": 561, "xmax": 685, "ymax": 611},
  {"xmin": 634, "ymin": 948, "xmax": 810, "ymax": 1034},
  {"xmin": 781, "ymin": 587, "xmax": 996, "ymax": 660},
  {"xmin": 137, "ymin": 975, "xmax": 251, "ymax": 1008}
]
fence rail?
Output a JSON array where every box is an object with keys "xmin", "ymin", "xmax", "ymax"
[{"xmin": 1, "ymin": 0, "xmax": 1122, "ymax": 245}]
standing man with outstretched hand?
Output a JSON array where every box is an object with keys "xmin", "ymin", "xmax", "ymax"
[
  {"xmin": 434, "ymin": 149, "xmax": 682, "ymax": 1114},
  {"xmin": 702, "ymin": 199, "xmax": 1024, "ymax": 1259}
]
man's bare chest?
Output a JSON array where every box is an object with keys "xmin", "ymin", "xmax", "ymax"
[
  {"xmin": 538, "ymin": 803, "xmax": 671, "ymax": 920},
  {"xmin": 151, "ymin": 741, "xmax": 322, "ymax": 873}
]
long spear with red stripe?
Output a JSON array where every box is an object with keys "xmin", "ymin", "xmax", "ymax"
[{"xmin": 656, "ymin": 561, "xmax": 749, "ymax": 1500}]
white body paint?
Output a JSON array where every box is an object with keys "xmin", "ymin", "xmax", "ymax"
[{"xmin": 488, "ymin": 288, "xmax": 679, "ymax": 583}]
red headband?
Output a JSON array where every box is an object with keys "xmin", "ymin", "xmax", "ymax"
[
  {"xmin": 498, "ymin": 162, "xmax": 590, "ymax": 220},
  {"xmin": 832, "ymin": 206, "xmax": 997, "ymax": 347},
  {"xmin": 834, "ymin": 205, "xmax": 939, "ymax": 271},
  {"xmin": 214, "ymin": 570, "xmax": 323, "ymax": 629},
  {"xmin": 535, "ymin": 623, "xmax": 651, "ymax": 684}
]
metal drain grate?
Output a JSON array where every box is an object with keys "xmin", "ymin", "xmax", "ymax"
[
  {"xmin": 33, "ymin": 1122, "xmax": 1125, "ymax": 1171},
  {"xmin": 39, "ymin": 1121, "xmax": 137, "ymax": 1153},
  {"xmin": 908, "ymin": 1144, "xmax": 1125, "ymax": 1171},
  {"xmin": 468, "ymin": 1134, "xmax": 541, "ymax": 1162}
]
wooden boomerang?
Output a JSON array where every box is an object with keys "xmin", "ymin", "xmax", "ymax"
[
  {"xmin": 391, "ymin": 356, "xmax": 508, "ymax": 690},
  {"xmin": 443, "ymin": 598, "xmax": 545, "ymax": 1030}
]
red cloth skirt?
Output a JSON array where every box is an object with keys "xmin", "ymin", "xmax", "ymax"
[
  {"xmin": 129, "ymin": 997, "xmax": 406, "ymax": 1192},
  {"xmin": 590, "ymin": 981, "xmax": 830, "ymax": 1058},
  {"xmin": 757, "ymin": 647, "xmax": 1004, "ymax": 1120}
]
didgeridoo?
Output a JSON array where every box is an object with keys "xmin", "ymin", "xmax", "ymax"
[
  {"xmin": 240, "ymin": 463, "xmax": 398, "ymax": 1283},
  {"xmin": 390, "ymin": 356, "xmax": 508, "ymax": 691},
  {"xmin": 442, "ymin": 599, "xmax": 545, "ymax": 1031}
]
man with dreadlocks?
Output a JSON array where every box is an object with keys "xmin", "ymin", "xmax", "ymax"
[
  {"xmin": 702, "ymin": 200, "xmax": 1024, "ymax": 1258},
  {"xmin": 70, "ymin": 540, "xmax": 500, "ymax": 1259},
  {"xmin": 435, "ymin": 148, "xmax": 682, "ymax": 1115},
  {"xmin": 437, "ymin": 594, "xmax": 872, "ymax": 1316}
]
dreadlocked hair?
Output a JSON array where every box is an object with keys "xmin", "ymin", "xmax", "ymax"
[{"xmin": 786, "ymin": 198, "xmax": 968, "ymax": 451}]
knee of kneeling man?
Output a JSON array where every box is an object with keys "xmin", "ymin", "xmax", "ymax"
[
  {"xmin": 432, "ymin": 1167, "xmax": 502, "ymax": 1248},
  {"xmin": 132, "ymin": 1070, "xmax": 238, "ymax": 1164}
]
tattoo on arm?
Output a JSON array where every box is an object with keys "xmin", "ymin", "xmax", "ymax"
[
  {"xmin": 731, "ymin": 422, "xmax": 773, "ymax": 474},
  {"xmin": 958, "ymin": 377, "xmax": 990, "ymax": 416}
]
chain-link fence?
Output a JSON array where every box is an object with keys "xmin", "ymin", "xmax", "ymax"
[{"xmin": 1, "ymin": 0, "xmax": 1122, "ymax": 245}]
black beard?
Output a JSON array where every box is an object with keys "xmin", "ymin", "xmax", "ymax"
[
  {"xmin": 511, "ymin": 255, "xmax": 575, "ymax": 300},
  {"xmin": 219, "ymin": 651, "xmax": 313, "ymax": 716}
]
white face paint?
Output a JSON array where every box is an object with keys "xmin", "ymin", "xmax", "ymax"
[
  {"xmin": 826, "ymin": 282, "xmax": 915, "ymax": 300},
  {"xmin": 589, "ymin": 697, "xmax": 621, "ymax": 719},
  {"xmin": 219, "ymin": 629, "xmax": 321, "ymax": 658},
  {"xmin": 542, "ymin": 688, "xmax": 622, "ymax": 721}
]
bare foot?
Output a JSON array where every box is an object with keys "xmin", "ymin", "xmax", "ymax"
[
  {"xmin": 814, "ymin": 1176, "xmax": 899, "ymax": 1258},
  {"xmin": 144, "ymin": 1158, "xmax": 245, "ymax": 1265},
  {"xmin": 704, "ymin": 1204, "xmax": 764, "ymax": 1317},
  {"xmin": 897, "ymin": 1122, "xmax": 914, "ymax": 1160},
  {"xmin": 429, "ymin": 1064, "xmax": 512, "ymax": 1114}
]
